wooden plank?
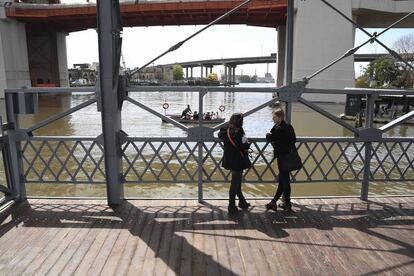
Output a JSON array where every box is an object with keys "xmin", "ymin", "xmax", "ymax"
[
  {"xmin": 0, "ymin": 199, "xmax": 40, "ymax": 253},
  {"xmin": 126, "ymin": 208, "xmax": 157, "ymax": 275},
  {"xmin": 165, "ymin": 202, "xmax": 188, "ymax": 276},
  {"xmin": 48, "ymin": 201, "xmax": 111, "ymax": 275},
  {"xmin": 179, "ymin": 203, "xmax": 195, "ymax": 276},
  {"xmin": 0, "ymin": 199, "xmax": 60, "ymax": 271},
  {"xmin": 2, "ymin": 200, "xmax": 70, "ymax": 274},
  {"xmin": 140, "ymin": 205, "xmax": 169, "ymax": 275},
  {"xmin": 72, "ymin": 203, "xmax": 119, "ymax": 275},
  {"xmin": 86, "ymin": 201, "xmax": 135, "ymax": 275},
  {"xmin": 112, "ymin": 205, "xmax": 149, "ymax": 275},
  {"xmin": 153, "ymin": 205, "xmax": 177, "ymax": 276},
  {"xmin": 99, "ymin": 201, "xmax": 141, "ymax": 275},
  {"xmin": 191, "ymin": 204, "xmax": 207, "ymax": 276},
  {"xmin": 58, "ymin": 200, "xmax": 110, "ymax": 276},
  {"xmin": 32, "ymin": 200, "xmax": 104, "ymax": 275}
]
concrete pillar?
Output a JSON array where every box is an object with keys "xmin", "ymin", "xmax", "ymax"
[
  {"xmin": 277, "ymin": 26, "xmax": 286, "ymax": 87},
  {"xmin": 190, "ymin": 67, "xmax": 193, "ymax": 78},
  {"xmin": 293, "ymin": 0, "xmax": 354, "ymax": 102},
  {"xmin": 232, "ymin": 67, "xmax": 236, "ymax": 86},
  {"xmin": 209, "ymin": 67, "xmax": 212, "ymax": 74},
  {"xmin": 200, "ymin": 66, "xmax": 203, "ymax": 79},
  {"xmin": 186, "ymin": 67, "xmax": 188, "ymax": 79},
  {"xmin": 0, "ymin": 13, "xmax": 31, "ymax": 98},
  {"xmin": 57, "ymin": 32, "xmax": 69, "ymax": 87},
  {"xmin": 228, "ymin": 66, "xmax": 232, "ymax": 86},
  {"xmin": 224, "ymin": 65, "xmax": 227, "ymax": 86}
]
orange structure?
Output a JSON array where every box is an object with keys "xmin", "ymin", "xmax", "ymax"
[{"xmin": 6, "ymin": 0, "xmax": 287, "ymax": 32}]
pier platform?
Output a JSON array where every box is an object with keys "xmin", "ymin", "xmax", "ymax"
[{"xmin": 0, "ymin": 197, "xmax": 413, "ymax": 275}]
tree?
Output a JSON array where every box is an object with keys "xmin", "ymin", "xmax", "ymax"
[
  {"xmin": 172, "ymin": 64, "xmax": 184, "ymax": 80},
  {"xmin": 393, "ymin": 34, "xmax": 414, "ymax": 88},
  {"xmin": 361, "ymin": 57, "xmax": 399, "ymax": 88}
]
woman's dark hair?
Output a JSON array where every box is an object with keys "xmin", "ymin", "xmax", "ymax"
[{"xmin": 229, "ymin": 112, "xmax": 244, "ymax": 129}]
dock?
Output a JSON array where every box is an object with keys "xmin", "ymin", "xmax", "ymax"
[{"xmin": 0, "ymin": 196, "xmax": 413, "ymax": 275}]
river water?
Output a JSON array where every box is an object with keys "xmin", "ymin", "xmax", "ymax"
[{"xmin": 1, "ymin": 83, "xmax": 413, "ymax": 198}]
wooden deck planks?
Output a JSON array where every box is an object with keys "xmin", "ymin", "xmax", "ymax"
[{"xmin": 0, "ymin": 197, "xmax": 412, "ymax": 276}]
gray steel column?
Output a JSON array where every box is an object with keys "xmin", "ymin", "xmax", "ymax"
[
  {"xmin": 97, "ymin": 0, "xmax": 123, "ymax": 205},
  {"xmin": 200, "ymin": 66, "xmax": 204, "ymax": 79},
  {"xmin": 186, "ymin": 67, "xmax": 189, "ymax": 80},
  {"xmin": 285, "ymin": 0, "xmax": 294, "ymax": 123},
  {"xmin": 191, "ymin": 67, "xmax": 193, "ymax": 78},
  {"xmin": 361, "ymin": 94, "xmax": 375, "ymax": 201},
  {"xmin": 5, "ymin": 93, "xmax": 26, "ymax": 201},
  {"xmin": 210, "ymin": 67, "xmax": 213, "ymax": 74},
  {"xmin": 197, "ymin": 89, "xmax": 205, "ymax": 202}
]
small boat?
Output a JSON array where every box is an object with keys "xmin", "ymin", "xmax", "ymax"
[{"xmin": 163, "ymin": 114, "xmax": 225, "ymax": 124}]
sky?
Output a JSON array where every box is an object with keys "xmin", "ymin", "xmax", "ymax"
[{"xmin": 64, "ymin": 1, "xmax": 414, "ymax": 78}]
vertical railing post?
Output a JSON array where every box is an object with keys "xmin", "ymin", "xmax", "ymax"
[
  {"xmin": 97, "ymin": 0, "xmax": 123, "ymax": 205},
  {"xmin": 361, "ymin": 94, "xmax": 375, "ymax": 200},
  {"xmin": 285, "ymin": 0, "xmax": 294, "ymax": 123},
  {"xmin": 5, "ymin": 93, "xmax": 26, "ymax": 202},
  {"xmin": 197, "ymin": 89, "xmax": 206, "ymax": 202}
]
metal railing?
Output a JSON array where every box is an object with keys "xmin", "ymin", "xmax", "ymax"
[
  {"xmin": 2, "ymin": 85, "xmax": 413, "ymax": 203},
  {"xmin": 1, "ymin": 0, "xmax": 413, "ymax": 205}
]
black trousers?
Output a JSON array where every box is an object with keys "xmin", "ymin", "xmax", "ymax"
[
  {"xmin": 229, "ymin": 170, "xmax": 245, "ymax": 206},
  {"xmin": 273, "ymin": 160, "xmax": 291, "ymax": 205}
]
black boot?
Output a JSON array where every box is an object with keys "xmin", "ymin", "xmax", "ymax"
[
  {"xmin": 238, "ymin": 199, "xmax": 251, "ymax": 210},
  {"xmin": 228, "ymin": 204, "xmax": 240, "ymax": 215},
  {"xmin": 278, "ymin": 202, "xmax": 292, "ymax": 212},
  {"xmin": 265, "ymin": 199, "xmax": 277, "ymax": 211}
]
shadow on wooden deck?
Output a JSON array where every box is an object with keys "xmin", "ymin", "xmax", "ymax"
[{"xmin": 0, "ymin": 197, "xmax": 413, "ymax": 275}]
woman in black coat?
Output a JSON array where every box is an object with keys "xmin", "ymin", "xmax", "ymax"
[
  {"xmin": 218, "ymin": 113, "xmax": 251, "ymax": 215},
  {"xmin": 265, "ymin": 108, "xmax": 296, "ymax": 211}
]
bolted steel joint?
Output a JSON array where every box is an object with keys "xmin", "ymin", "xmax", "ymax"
[
  {"xmin": 187, "ymin": 126, "xmax": 215, "ymax": 141},
  {"xmin": 357, "ymin": 127, "xmax": 383, "ymax": 142},
  {"xmin": 277, "ymin": 81, "xmax": 306, "ymax": 102}
]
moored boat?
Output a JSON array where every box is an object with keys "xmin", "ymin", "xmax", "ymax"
[{"xmin": 163, "ymin": 114, "xmax": 225, "ymax": 124}]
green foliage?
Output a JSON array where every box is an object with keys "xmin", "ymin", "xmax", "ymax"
[
  {"xmin": 172, "ymin": 64, "xmax": 184, "ymax": 80},
  {"xmin": 362, "ymin": 57, "xmax": 399, "ymax": 87},
  {"xmin": 239, "ymin": 75, "xmax": 257, "ymax": 83},
  {"xmin": 355, "ymin": 76, "xmax": 370, "ymax": 88}
]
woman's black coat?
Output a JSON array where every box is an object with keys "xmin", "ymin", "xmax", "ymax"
[
  {"xmin": 266, "ymin": 120, "xmax": 296, "ymax": 158},
  {"xmin": 218, "ymin": 126, "xmax": 250, "ymax": 171}
]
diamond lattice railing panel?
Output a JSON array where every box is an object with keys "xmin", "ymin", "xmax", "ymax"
[
  {"xmin": 122, "ymin": 141, "xmax": 199, "ymax": 183},
  {"xmin": 370, "ymin": 142, "xmax": 414, "ymax": 181},
  {"xmin": 293, "ymin": 141, "xmax": 365, "ymax": 182},
  {"xmin": 20, "ymin": 138, "xmax": 413, "ymax": 185},
  {"xmin": 22, "ymin": 140, "xmax": 105, "ymax": 183}
]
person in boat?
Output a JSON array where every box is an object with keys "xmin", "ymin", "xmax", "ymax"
[
  {"xmin": 218, "ymin": 113, "xmax": 251, "ymax": 215},
  {"xmin": 193, "ymin": 111, "xmax": 199, "ymax": 120},
  {"xmin": 181, "ymin": 105, "xmax": 192, "ymax": 118},
  {"xmin": 205, "ymin": 112, "xmax": 211, "ymax": 120}
]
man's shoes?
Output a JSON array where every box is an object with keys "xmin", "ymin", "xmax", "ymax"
[
  {"xmin": 228, "ymin": 205, "xmax": 240, "ymax": 216},
  {"xmin": 278, "ymin": 202, "xmax": 292, "ymax": 212},
  {"xmin": 265, "ymin": 200, "xmax": 277, "ymax": 211},
  {"xmin": 238, "ymin": 199, "xmax": 251, "ymax": 210}
]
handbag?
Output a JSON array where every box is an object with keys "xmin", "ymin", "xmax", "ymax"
[
  {"xmin": 227, "ymin": 128, "xmax": 251, "ymax": 169},
  {"xmin": 278, "ymin": 147, "xmax": 302, "ymax": 173}
]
